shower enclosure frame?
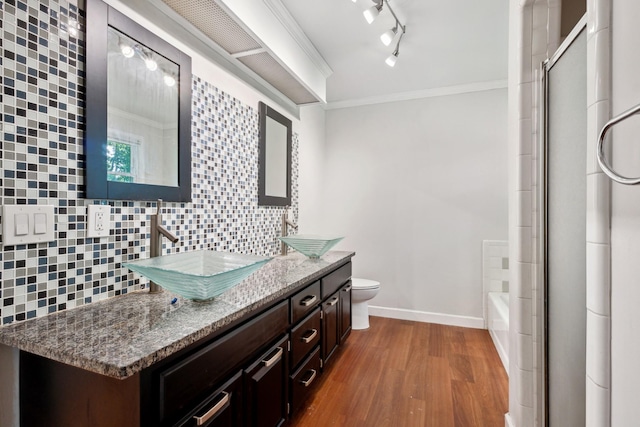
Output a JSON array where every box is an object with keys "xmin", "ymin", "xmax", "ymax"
[{"xmin": 540, "ymin": 16, "xmax": 587, "ymax": 427}]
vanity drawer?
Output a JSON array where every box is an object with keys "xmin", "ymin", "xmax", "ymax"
[
  {"xmin": 156, "ymin": 300, "xmax": 289, "ymax": 425},
  {"xmin": 290, "ymin": 307, "xmax": 321, "ymax": 369},
  {"xmin": 291, "ymin": 280, "xmax": 321, "ymax": 324},
  {"xmin": 321, "ymin": 262, "xmax": 352, "ymax": 298},
  {"xmin": 289, "ymin": 347, "xmax": 321, "ymax": 416}
]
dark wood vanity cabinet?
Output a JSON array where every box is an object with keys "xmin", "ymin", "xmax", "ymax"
[
  {"xmin": 244, "ymin": 335, "xmax": 289, "ymax": 427},
  {"xmin": 175, "ymin": 371, "xmax": 243, "ymax": 427},
  {"xmin": 18, "ymin": 260, "xmax": 353, "ymax": 427},
  {"xmin": 321, "ymin": 291, "xmax": 340, "ymax": 365},
  {"xmin": 320, "ymin": 263, "xmax": 352, "ymax": 368},
  {"xmin": 339, "ymin": 281, "xmax": 352, "ymax": 342}
]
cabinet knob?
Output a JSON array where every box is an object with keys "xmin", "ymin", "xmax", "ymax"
[{"xmin": 326, "ymin": 296, "xmax": 339, "ymax": 307}]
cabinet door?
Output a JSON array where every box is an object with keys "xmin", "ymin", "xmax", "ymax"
[
  {"xmin": 339, "ymin": 281, "xmax": 352, "ymax": 343},
  {"xmin": 322, "ymin": 292, "xmax": 340, "ymax": 367},
  {"xmin": 176, "ymin": 371, "xmax": 243, "ymax": 427},
  {"xmin": 244, "ymin": 335, "xmax": 289, "ymax": 427}
]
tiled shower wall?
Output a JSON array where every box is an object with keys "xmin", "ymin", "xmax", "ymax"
[
  {"xmin": 0, "ymin": 0, "xmax": 299, "ymax": 326},
  {"xmin": 482, "ymin": 240, "xmax": 509, "ymax": 327}
]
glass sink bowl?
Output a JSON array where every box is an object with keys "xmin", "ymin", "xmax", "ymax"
[
  {"xmin": 123, "ymin": 250, "xmax": 272, "ymax": 301},
  {"xmin": 278, "ymin": 235, "xmax": 344, "ymax": 259}
]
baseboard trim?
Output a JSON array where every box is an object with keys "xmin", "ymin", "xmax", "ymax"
[{"xmin": 368, "ymin": 306, "xmax": 484, "ymax": 329}]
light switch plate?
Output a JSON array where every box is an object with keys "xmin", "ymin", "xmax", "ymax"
[
  {"xmin": 87, "ymin": 205, "xmax": 111, "ymax": 238},
  {"xmin": 2, "ymin": 205, "xmax": 55, "ymax": 246}
]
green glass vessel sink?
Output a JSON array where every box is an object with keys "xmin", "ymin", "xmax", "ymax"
[
  {"xmin": 278, "ymin": 235, "xmax": 344, "ymax": 259},
  {"xmin": 123, "ymin": 250, "xmax": 272, "ymax": 301}
]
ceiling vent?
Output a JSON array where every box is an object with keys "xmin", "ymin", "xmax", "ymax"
[{"xmin": 161, "ymin": 0, "xmax": 320, "ymax": 105}]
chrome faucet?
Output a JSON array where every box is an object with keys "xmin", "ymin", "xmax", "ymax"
[
  {"xmin": 149, "ymin": 199, "xmax": 179, "ymax": 293},
  {"xmin": 281, "ymin": 210, "xmax": 298, "ymax": 255}
]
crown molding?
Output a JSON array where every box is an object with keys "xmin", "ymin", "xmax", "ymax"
[
  {"xmin": 263, "ymin": 0, "xmax": 333, "ymax": 79},
  {"xmin": 323, "ymin": 79, "xmax": 508, "ymax": 110}
]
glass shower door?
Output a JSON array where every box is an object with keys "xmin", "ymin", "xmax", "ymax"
[{"xmin": 543, "ymin": 24, "xmax": 587, "ymax": 426}]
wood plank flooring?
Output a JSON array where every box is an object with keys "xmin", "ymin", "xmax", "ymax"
[{"xmin": 289, "ymin": 316, "xmax": 508, "ymax": 427}]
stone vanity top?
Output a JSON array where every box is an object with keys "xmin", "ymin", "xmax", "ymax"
[{"xmin": 0, "ymin": 251, "xmax": 354, "ymax": 379}]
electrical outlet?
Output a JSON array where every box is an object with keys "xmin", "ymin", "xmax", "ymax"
[
  {"xmin": 95, "ymin": 211, "xmax": 105, "ymax": 231},
  {"xmin": 87, "ymin": 205, "xmax": 111, "ymax": 238}
]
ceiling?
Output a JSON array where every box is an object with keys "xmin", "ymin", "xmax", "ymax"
[{"xmin": 279, "ymin": 0, "xmax": 509, "ymax": 104}]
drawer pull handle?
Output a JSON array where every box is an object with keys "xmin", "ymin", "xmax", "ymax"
[
  {"xmin": 327, "ymin": 296, "xmax": 339, "ymax": 307},
  {"xmin": 300, "ymin": 369, "xmax": 317, "ymax": 388},
  {"xmin": 301, "ymin": 329, "xmax": 318, "ymax": 344},
  {"xmin": 263, "ymin": 346, "xmax": 283, "ymax": 368},
  {"xmin": 194, "ymin": 391, "xmax": 229, "ymax": 426},
  {"xmin": 343, "ymin": 285, "xmax": 352, "ymax": 292},
  {"xmin": 300, "ymin": 295, "xmax": 317, "ymax": 307}
]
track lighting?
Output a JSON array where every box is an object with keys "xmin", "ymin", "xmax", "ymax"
[
  {"xmin": 163, "ymin": 74, "xmax": 176, "ymax": 87},
  {"xmin": 145, "ymin": 58, "xmax": 158, "ymax": 71},
  {"xmin": 380, "ymin": 25, "xmax": 398, "ymax": 46},
  {"xmin": 356, "ymin": 0, "xmax": 407, "ymax": 66},
  {"xmin": 385, "ymin": 50, "xmax": 398, "ymax": 67},
  {"xmin": 119, "ymin": 43, "xmax": 135, "ymax": 58},
  {"xmin": 363, "ymin": 2, "xmax": 383, "ymax": 24},
  {"xmin": 385, "ymin": 29, "xmax": 404, "ymax": 67}
]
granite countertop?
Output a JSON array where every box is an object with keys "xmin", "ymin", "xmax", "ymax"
[{"xmin": 0, "ymin": 251, "xmax": 354, "ymax": 379}]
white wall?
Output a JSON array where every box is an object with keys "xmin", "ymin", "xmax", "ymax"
[
  {"xmin": 296, "ymin": 105, "xmax": 327, "ymax": 230},
  {"xmin": 321, "ymin": 89, "xmax": 508, "ymax": 324},
  {"xmin": 610, "ymin": 0, "xmax": 640, "ymax": 423}
]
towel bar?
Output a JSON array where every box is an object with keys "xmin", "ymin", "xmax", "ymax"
[{"xmin": 597, "ymin": 103, "xmax": 640, "ymax": 185}]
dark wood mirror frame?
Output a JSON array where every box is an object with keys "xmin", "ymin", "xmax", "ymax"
[
  {"xmin": 258, "ymin": 102, "xmax": 292, "ymax": 207},
  {"xmin": 84, "ymin": 0, "xmax": 192, "ymax": 202}
]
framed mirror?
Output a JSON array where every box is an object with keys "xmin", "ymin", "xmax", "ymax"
[
  {"xmin": 258, "ymin": 102, "xmax": 292, "ymax": 206},
  {"xmin": 85, "ymin": 0, "xmax": 192, "ymax": 201}
]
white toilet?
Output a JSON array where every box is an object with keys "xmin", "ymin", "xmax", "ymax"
[{"xmin": 351, "ymin": 278, "xmax": 380, "ymax": 330}]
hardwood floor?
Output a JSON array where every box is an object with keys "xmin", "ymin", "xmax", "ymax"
[{"xmin": 290, "ymin": 316, "xmax": 508, "ymax": 427}]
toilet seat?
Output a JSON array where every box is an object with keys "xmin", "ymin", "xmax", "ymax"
[{"xmin": 352, "ymin": 278, "xmax": 380, "ymax": 290}]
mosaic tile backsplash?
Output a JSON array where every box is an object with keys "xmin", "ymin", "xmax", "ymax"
[{"xmin": 0, "ymin": 0, "xmax": 299, "ymax": 325}]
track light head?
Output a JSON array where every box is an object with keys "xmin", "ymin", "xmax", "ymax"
[
  {"xmin": 380, "ymin": 25, "xmax": 398, "ymax": 46},
  {"xmin": 363, "ymin": 2, "xmax": 383, "ymax": 24},
  {"xmin": 163, "ymin": 74, "xmax": 176, "ymax": 87},
  {"xmin": 120, "ymin": 43, "xmax": 135, "ymax": 58},
  {"xmin": 145, "ymin": 57, "xmax": 158, "ymax": 71},
  {"xmin": 385, "ymin": 49, "xmax": 399, "ymax": 67}
]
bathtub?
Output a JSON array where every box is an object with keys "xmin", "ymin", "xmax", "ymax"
[{"xmin": 488, "ymin": 292, "xmax": 509, "ymax": 373}]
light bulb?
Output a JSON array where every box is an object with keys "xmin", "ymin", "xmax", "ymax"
[
  {"xmin": 363, "ymin": 4, "xmax": 381, "ymax": 24},
  {"xmin": 145, "ymin": 58, "xmax": 158, "ymax": 71},
  {"xmin": 120, "ymin": 44, "xmax": 134, "ymax": 58},
  {"xmin": 385, "ymin": 52, "xmax": 398, "ymax": 67},
  {"xmin": 163, "ymin": 74, "xmax": 176, "ymax": 87},
  {"xmin": 380, "ymin": 27, "xmax": 397, "ymax": 46}
]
